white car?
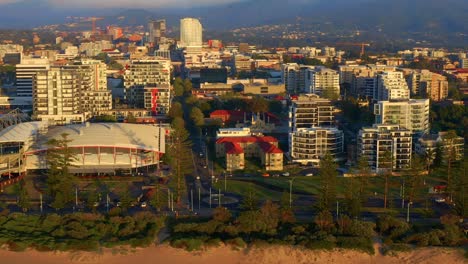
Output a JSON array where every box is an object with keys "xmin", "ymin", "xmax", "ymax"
[
  {"xmin": 435, "ymin": 197, "xmax": 445, "ymax": 203},
  {"xmin": 305, "ymin": 173, "xmax": 314, "ymax": 177},
  {"xmin": 282, "ymin": 172, "xmax": 290, "ymax": 177},
  {"xmin": 140, "ymin": 202, "xmax": 147, "ymax": 208}
]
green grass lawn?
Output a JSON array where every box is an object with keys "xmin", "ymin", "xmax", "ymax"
[{"xmin": 213, "ymin": 179, "xmax": 280, "ymax": 201}]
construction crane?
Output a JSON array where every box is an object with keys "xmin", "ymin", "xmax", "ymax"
[
  {"xmin": 65, "ymin": 16, "xmax": 104, "ymax": 34},
  {"xmin": 88, "ymin": 17, "xmax": 104, "ymax": 34},
  {"xmin": 336, "ymin": 42, "xmax": 371, "ymax": 57}
]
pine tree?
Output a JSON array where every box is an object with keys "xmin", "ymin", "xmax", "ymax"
[
  {"xmin": 379, "ymin": 150, "xmax": 392, "ymax": 209},
  {"xmin": 16, "ymin": 180, "xmax": 30, "ymax": 212},
  {"xmin": 46, "ymin": 133, "xmax": 77, "ymax": 210},
  {"xmin": 240, "ymin": 184, "xmax": 258, "ymax": 211},
  {"xmin": 168, "ymin": 122, "xmax": 192, "ymax": 205},
  {"xmin": 316, "ymin": 153, "xmax": 338, "ymax": 212}
]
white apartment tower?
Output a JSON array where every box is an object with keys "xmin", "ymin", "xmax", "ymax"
[
  {"xmin": 180, "ymin": 18, "xmax": 203, "ymax": 48},
  {"xmin": 374, "ymin": 99, "xmax": 430, "ymax": 135},
  {"xmin": 290, "ymin": 127, "xmax": 344, "ymax": 166},
  {"xmin": 124, "ymin": 58, "xmax": 172, "ymax": 115},
  {"xmin": 304, "ymin": 66, "xmax": 340, "ymax": 99},
  {"xmin": 289, "ymin": 94, "xmax": 334, "ymax": 132},
  {"xmin": 358, "ymin": 124, "xmax": 412, "ymax": 172},
  {"xmin": 33, "ymin": 61, "xmax": 112, "ymax": 124},
  {"xmin": 376, "ymin": 71, "xmax": 410, "ymax": 101},
  {"xmin": 16, "ymin": 57, "xmax": 50, "ymax": 97}
]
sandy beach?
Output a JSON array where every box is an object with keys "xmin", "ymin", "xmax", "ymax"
[{"xmin": 0, "ymin": 244, "xmax": 466, "ymax": 264}]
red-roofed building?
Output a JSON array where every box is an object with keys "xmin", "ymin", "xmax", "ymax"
[
  {"xmin": 210, "ymin": 110, "xmax": 245, "ymax": 124},
  {"xmin": 216, "ymin": 136, "xmax": 283, "ymax": 171}
]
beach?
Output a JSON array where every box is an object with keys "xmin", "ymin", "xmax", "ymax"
[{"xmin": 0, "ymin": 244, "xmax": 465, "ymax": 264}]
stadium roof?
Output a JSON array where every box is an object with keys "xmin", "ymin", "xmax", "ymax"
[
  {"xmin": 0, "ymin": 122, "xmax": 166, "ymax": 153},
  {"xmin": 33, "ymin": 123, "xmax": 165, "ymax": 153},
  {"xmin": 0, "ymin": 121, "xmax": 47, "ymax": 143}
]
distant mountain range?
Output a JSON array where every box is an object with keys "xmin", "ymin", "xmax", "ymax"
[{"xmin": 0, "ymin": 0, "xmax": 466, "ymax": 37}]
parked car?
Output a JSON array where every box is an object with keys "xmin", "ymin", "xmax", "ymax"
[
  {"xmin": 282, "ymin": 172, "xmax": 290, "ymax": 177},
  {"xmin": 435, "ymin": 197, "xmax": 446, "ymax": 203},
  {"xmin": 140, "ymin": 202, "xmax": 147, "ymax": 208},
  {"xmin": 262, "ymin": 173, "xmax": 270, "ymax": 177},
  {"xmin": 305, "ymin": 173, "xmax": 314, "ymax": 177}
]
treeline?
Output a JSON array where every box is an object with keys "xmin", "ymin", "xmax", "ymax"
[
  {"xmin": 0, "ymin": 212, "xmax": 165, "ymax": 251},
  {"xmin": 169, "ymin": 205, "xmax": 466, "ymax": 254}
]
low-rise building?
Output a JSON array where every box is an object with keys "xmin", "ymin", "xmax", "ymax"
[
  {"xmin": 415, "ymin": 132, "xmax": 465, "ymax": 164},
  {"xmin": 289, "ymin": 127, "xmax": 344, "ymax": 166},
  {"xmin": 216, "ymin": 136, "xmax": 283, "ymax": 171}
]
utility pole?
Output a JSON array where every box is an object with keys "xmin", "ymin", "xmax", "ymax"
[
  {"xmin": 406, "ymin": 202, "xmax": 412, "ymax": 222},
  {"xmin": 40, "ymin": 193, "xmax": 43, "ymax": 213},
  {"xmin": 336, "ymin": 201, "xmax": 340, "ymax": 218},
  {"xmin": 198, "ymin": 187, "xmax": 201, "ymax": 211},
  {"xmin": 289, "ymin": 177, "xmax": 295, "ymax": 208},
  {"xmin": 209, "ymin": 187, "xmax": 212, "ymax": 208},
  {"xmin": 401, "ymin": 180, "xmax": 405, "ymax": 209},
  {"xmin": 191, "ymin": 189, "xmax": 194, "ymax": 212},
  {"xmin": 218, "ymin": 188, "xmax": 221, "ymax": 207}
]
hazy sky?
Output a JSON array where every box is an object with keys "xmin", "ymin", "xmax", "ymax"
[{"xmin": 0, "ymin": 0, "xmax": 247, "ymax": 8}]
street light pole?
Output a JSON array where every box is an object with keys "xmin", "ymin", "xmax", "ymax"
[
  {"xmin": 191, "ymin": 189, "xmax": 194, "ymax": 212},
  {"xmin": 406, "ymin": 202, "xmax": 412, "ymax": 222},
  {"xmin": 209, "ymin": 187, "xmax": 212, "ymax": 208},
  {"xmin": 289, "ymin": 177, "xmax": 295, "ymax": 208},
  {"xmin": 401, "ymin": 180, "xmax": 405, "ymax": 209},
  {"xmin": 40, "ymin": 193, "xmax": 43, "ymax": 213}
]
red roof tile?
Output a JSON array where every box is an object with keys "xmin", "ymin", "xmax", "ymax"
[
  {"xmin": 216, "ymin": 136, "xmax": 278, "ymax": 144},
  {"xmin": 258, "ymin": 142, "xmax": 283, "ymax": 154},
  {"xmin": 225, "ymin": 142, "xmax": 244, "ymax": 154}
]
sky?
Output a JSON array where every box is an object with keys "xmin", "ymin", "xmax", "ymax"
[{"xmin": 0, "ymin": 0, "xmax": 247, "ymax": 8}]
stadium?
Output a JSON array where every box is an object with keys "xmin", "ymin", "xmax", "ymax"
[{"xmin": 0, "ymin": 122, "xmax": 167, "ymax": 177}]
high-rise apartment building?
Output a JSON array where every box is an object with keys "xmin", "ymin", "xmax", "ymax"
[
  {"xmin": 180, "ymin": 18, "xmax": 202, "ymax": 48},
  {"xmin": 123, "ymin": 58, "xmax": 172, "ymax": 114},
  {"xmin": 148, "ymin": 19, "xmax": 166, "ymax": 45},
  {"xmin": 374, "ymin": 99, "xmax": 430, "ymax": 134},
  {"xmin": 282, "ymin": 64, "xmax": 339, "ymax": 98},
  {"xmin": 304, "ymin": 66, "xmax": 340, "ymax": 99},
  {"xmin": 376, "ymin": 71, "xmax": 410, "ymax": 101},
  {"xmin": 16, "ymin": 57, "xmax": 50, "ymax": 97},
  {"xmin": 358, "ymin": 124, "xmax": 412, "ymax": 172},
  {"xmin": 289, "ymin": 94, "xmax": 334, "ymax": 132},
  {"xmin": 289, "ymin": 127, "xmax": 344, "ymax": 166},
  {"xmin": 33, "ymin": 60, "xmax": 111, "ymax": 124},
  {"xmin": 338, "ymin": 64, "xmax": 396, "ymax": 99},
  {"xmin": 281, "ymin": 63, "xmax": 300, "ymax": 94}
]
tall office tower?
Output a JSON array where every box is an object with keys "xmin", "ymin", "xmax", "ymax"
[
  {"xmin": 288, "ymin": 94, "xmax": 334, "ymax": 132},
  {"xmin": 16, "ymin": 57, "xmax": 50, "ymax": 97},
  {"xmin": 123, "ymin": 58, "xmax": 172, "ymax": 115},
  {"xmin": 374, "ymin": 99, "xmax": 430, "ymax": 135},
  {"xmin": 148, "ymin": 19, "xmax": 166, "ymax": 45},
  {"xmin": 180, "ymin": 18, "xmax": 202, "ymax": 48},
  {"xmin": 376, "ymin": 71, "xmax": 410, "ymax": 101},
  {"xmin": 358, "ymin": 124, "xmax": 412, "ymax": 172},
  {"xmin": 304, "ymin": 66, "xmax": 340, "ymax": 99},
  {"xmin": 33, "ymin": 61, "xmax": 112, "ymax": 124}
]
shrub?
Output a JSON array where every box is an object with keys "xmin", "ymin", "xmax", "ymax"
[
  {"xmin": 226, "ymin": 237, "xmax": 246, "ymax": 249},
  {"xmin": 171, "ymin": 238, "xmax": 204, "ymax": 252},
  {"xmin": 305, "ymin": 240, "xmax": 335, "ymax": 251},
  {"xmin": 376, "ymin": 215, "xmax": 410, "ymax": 241},
  {"xmin": 336, "ymin": 236, "xmax": 374, "ymax": 255}
]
